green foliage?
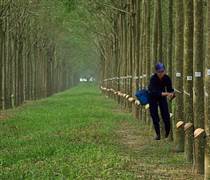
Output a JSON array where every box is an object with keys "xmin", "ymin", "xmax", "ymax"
[
  {"xmin": 31, "ymin": 0, "xmax": 101, "ymax": 79},
  {"xmin": 33, "ymin": 0, "xmax": 126, "ymax": 79}
]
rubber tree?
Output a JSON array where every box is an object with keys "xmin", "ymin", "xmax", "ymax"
[
  {"xmin": 205, "ymin": 1, "xmax": 210, "ymax": 178},
  {"xmin": 167, "ymin": 0, "xmax": 173, "ymax": 141},
  {"xmin": 183, "ymin": 0, "xmax": 194, "ymax": 162},
  {"xmin": 152, "ymin": 0, "xmax": 162, "ymax": 65},
  {"xmin": 145, "ymin": 0, "xmax": 151, "ymax": 124},
  {"xmin": 193, "ymin": 0, "xmax": 205, "ymax": 175},
  {"xmin": 174, "ymin": 0, "xmax": 184, "ymax": 152}
]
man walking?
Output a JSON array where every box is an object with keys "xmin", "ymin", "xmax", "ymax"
[{"xmin": 148, "ymin": 63, "xmax": 175, "ymax": 140}]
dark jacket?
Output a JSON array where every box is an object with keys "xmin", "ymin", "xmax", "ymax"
[{"xmin": 148, "ymin": 74, "xmax": 174, "ymax": 99}]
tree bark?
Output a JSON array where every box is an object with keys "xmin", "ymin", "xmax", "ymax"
[
  {"xmin": 184, "ymin": 122, "xmax": 194, "ymax": 162},
  {"xmin": 174, "ymin": 0, "xmax": 184, "ymax": 151},
  {"xmin": 193, "ymin": 0, "xmax": 205, "ymax": 129},
  {"xmin": 183, "ymin": 0, "xmax": 194, "ymax": 161},
  {"xmin": 205, "ymin": 0, "xmax": 210, "ymax": 179},
  {"xmin": 193, "ymin": 128, "xmax": 206, "ymax": 175},
  {"xmin": 167, "ymin": 0, "xmax": 174, "ymax": 141},
  {"xmin": 175, "ymin": 121, "xmax": 185, "ymax": 152}
]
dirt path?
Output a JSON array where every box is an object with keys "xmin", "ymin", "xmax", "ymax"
[{"xmin": 116, "ymin": 120, "xmax": 204, "ymax": 180}]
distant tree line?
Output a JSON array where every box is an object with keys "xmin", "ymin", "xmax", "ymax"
[{"xmin": 0, "ymin": 0, "xmax": 80, "ymax": 110}]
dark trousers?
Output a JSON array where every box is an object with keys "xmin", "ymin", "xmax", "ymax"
[{"xmin": 149, "ymin": 97, "xmax": 170, "ymax": 137}]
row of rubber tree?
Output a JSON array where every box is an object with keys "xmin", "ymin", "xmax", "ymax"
[
  {"xmin": 0, "ymin": 0, "xmax": 79, "ymax": 110},
  {"xmin": 99, "ymin": 0, "xmax": 209, "ymax": 178}
]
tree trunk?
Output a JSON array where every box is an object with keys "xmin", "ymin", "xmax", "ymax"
[
  {"xmin": 184, "ymin": 122, "xmax": 194, "ymax": 162},
  {"xmin": 175, "ymin": 121, "xmax": 185, "ymax": 152},
  {"xmin": 167, "ymin": 0, "xmax": 174, "ymax": 141},
  {"xmin": 193, "ymin": 0, "xmax": 204, "ymax": 129},
  {"xmin": 0, "ymin": 18, "xmax": 5, "ymax": 110},
  {"xmin": 193, "ymin": 128, "xmax": 206, "ymax": 175},
  {"xmin": 205, "ymin": 0, "xmax": 210, "ymax": 179},
  {"xmin": 145, "ymin": 0, "xmax": 151, "ymax": 125},
  {"xmin": 193, "ymin": 1, "xmax": 205, "ymax": 174},
  {"xmin": 183, "ymin": 0, "xmax": 194, "ymax": 161},
  {"xmin": 174, "ymin": 0, "xmax": 184, "ymax": 151}
]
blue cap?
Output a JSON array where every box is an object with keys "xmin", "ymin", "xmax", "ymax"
[{"xmin": 155, "ymin": 63, "xmax": 165, "ymax": 72}]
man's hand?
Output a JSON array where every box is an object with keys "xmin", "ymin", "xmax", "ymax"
[
  {"xmin": 168, "ymin": 93, "xmax": 175, "ymax": 98},
  {"xmin": 161, "ymin": 92, "xmax": 170, "ymax": 96},
  {"xmin": 161, "ymin": 92, "xmax": 175, "ymax": 97},
  {"xmin": 168, "ymin": 92, "xmax": 176, "ymax": 101}
]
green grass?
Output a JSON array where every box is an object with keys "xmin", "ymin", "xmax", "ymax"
[
  {"xmin": 0, "ymin": 83, "xmax": 203, "ymax": 179},
  {"xmin": 0, "ymin": 83, "xmax": 135, "ymax": 179}
]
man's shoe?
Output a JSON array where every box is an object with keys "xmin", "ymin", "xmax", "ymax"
[
  {"xmin": 154, "ymin": 135, "xmax": 160, "ymax": 140},
  {"xmin": 165, "ymin": 132, "xmax": 170, "ymax": 138}
]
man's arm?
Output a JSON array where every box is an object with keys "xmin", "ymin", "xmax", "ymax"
[
  {"xmin": 162, "ymin": 92, "xmax": 171, "ymax": 96},
  {"xmin": 166, "ymin": 76, "xmax": 176, "ymax": 99},
  {"xmin": 166, "ymin": 76, "xmax": 174, "ymax": 93}
]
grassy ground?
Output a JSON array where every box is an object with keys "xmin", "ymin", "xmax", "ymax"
[{"xmin": 0, "ymin": 83, "xmax": 203, "ymax": 179}]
